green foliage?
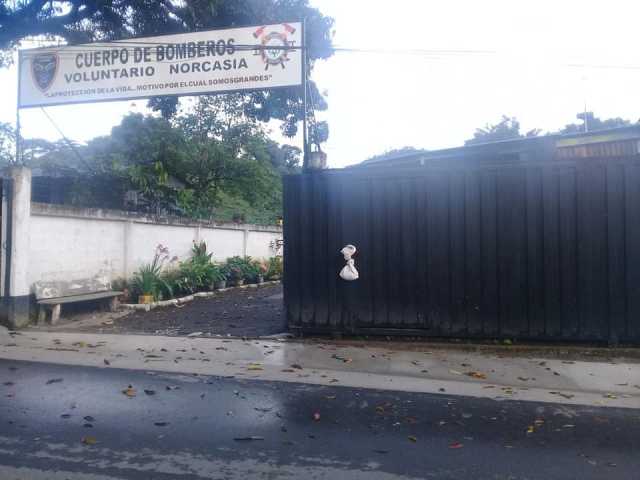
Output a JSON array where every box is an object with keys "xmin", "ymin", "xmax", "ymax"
[
  {"xmin": 224, "ymin": 256, "xmax": 258, "ymax": 282},
  {"xmin": 265, "ymin": 257, "xmax": 283, "ymax": 280},
  {"xmin": 465, "ymin": 115, "xmax": 541, "ymax": 146},
  {"xmin": 131, "ymin": 245, "xmax": 174, "ymax": 299},
  {"xmin": 167, "ymin": 241, "xmax": 225, "ymax": 295},
  {"xmin": 558, "ymin": 112, "xmax": 633, "ymax": 134},
  {"xmin": 0, "ymin": 121, "xmax": 14, "ymax": 165}
]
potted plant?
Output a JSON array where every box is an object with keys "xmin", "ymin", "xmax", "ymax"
[
  {"xmin": 211, "ymin": 264, "xmax": 227, "ymax": 290},
  {"xmin": 132, "ymin": 245, "xmax": 173, "ymax": 303},
  {"xmin": 228, "ymin": 266, "xmax": 244, "ymax": 286},
  {"xmin": 266, "ymin": 257, "xmax": 283, "ymax": 281},
  {"xmin": 253, "ymin": 259, "xmax": 268, "ymax": 284}
]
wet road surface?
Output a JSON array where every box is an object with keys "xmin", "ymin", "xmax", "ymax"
[{"xmin": 1, "ymin": 359, "xmax": 639, "ymax": 479}]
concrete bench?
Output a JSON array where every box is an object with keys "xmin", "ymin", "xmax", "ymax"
[{"xmin": 34, "ymin": 278, "xmax": 123, "ymax": 325}]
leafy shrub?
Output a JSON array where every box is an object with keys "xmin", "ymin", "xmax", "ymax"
[
  {"xmin": 225, "ymin": 256, "xmax": 259, "ymax": 283},
  {"xmin": 166, "ymin": 241, "xmax": 225, "ymax": 294},
  {"xmin": 265, "ymin": 257, "xmax": 283, "ymax": 280},
  {"xmin": 131, "ymin": 245, "xmax": 174, "ymax": 300}
]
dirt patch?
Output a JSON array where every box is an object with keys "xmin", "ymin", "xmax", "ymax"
[{"xmin": 33, "ymin": 284, "xmax": 286, "ymax": 338}]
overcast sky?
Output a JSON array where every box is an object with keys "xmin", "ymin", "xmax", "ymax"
[{"xmin": 2, "ymin": 0, "xmax": 640, "ymax": 167}]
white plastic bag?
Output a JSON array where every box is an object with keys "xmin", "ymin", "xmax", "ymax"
[
  {"xmin": 340, "ymin": 258, "xmax": 359, "ymax": 281},
  {"xmin": 339, "ymin": 244, "xmax": 359, "ymax": 281}
]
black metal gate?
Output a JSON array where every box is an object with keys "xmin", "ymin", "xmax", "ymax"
[{"xmin": 283, "ymin": 156, "xmax": 640, "ymax": 343}]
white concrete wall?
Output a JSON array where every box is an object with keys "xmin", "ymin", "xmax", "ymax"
[{"xmin": 27, "ymin": 203, "xmax": 282, "ymax": 288}]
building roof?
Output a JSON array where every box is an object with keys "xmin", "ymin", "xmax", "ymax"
[{"xmin": 358, "ymin": 125, "xmax": 640, "ymax": 169}]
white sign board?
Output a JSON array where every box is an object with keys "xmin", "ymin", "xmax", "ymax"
[{"xmin": 18, "ymin": 22, "xmax": 302, "ymax": 108}]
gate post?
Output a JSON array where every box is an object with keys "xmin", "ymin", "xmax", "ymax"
[{"xmin": 1, "ymin": 166, "xmax": 31, "ymax": 328}]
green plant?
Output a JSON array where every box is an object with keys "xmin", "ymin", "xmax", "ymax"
[
  {"xmin": 191, "ymin": 240, "xmax": 212, "ymax": 264},
  {"xmin": 265, "ymin": 256, "xmax": 283, "ymax": 280},
  {"xmin": 131, "ymin": 244, "xmax": 173, "ymax": 300},
  {"xmin": 225, "ymin": 256, "xmax": 259, "ymax": 283}
]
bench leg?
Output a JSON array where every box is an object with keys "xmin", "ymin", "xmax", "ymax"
[
  {"xmin": 108, "ymin": 296, "xmax": 119, "ymax": 312},
  {"xmin": 38, "ymin": 306, "xmax": 47, "ymax": 325},
  {"xmin": 50, "ymin": 304, "xmax": 61, "ymax": 325}
]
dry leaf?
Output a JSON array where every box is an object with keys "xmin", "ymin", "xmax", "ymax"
[
  {"xmin": 122, "ymin": 386, "xmax": 136, "ymax": 397},
  {"xmin": 408, "ymin": 435, "xmax": 418, "ymax": 442},
  {"xmin": 467, "ymin": 371, "xmax": 487, "ymax": 380},
  {"xmin": 81, "ymin": 436, "xmax": 97, "ymax": 445}
]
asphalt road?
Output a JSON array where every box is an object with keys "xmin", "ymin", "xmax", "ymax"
[{"xmin": 1, "ymin": 359, "xmax": 638, "ymax": 479}]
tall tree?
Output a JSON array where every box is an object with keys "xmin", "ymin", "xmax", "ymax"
[{"xmin": 1, "ymin": 0, "xmax": 334, "ymax": 138}]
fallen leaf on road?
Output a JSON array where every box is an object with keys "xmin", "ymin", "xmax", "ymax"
[
  {"xmin": 83, "ymin": 416, "xmax": 95, "ymax": 422},
  {"xmin": 81, "ymin": 436, "xmax": 97, "ymax": 445},
  {"xmin": 408, "ymin": 436, "xmax": 417, "ymax": 442},
  {"xmin": 331, "ymin": 354, "xmax": 353, "ymax": 363},
  {"xmin": 103, "ymin": 359, "xmax": 110, "ymax": 366},
  {"xmin": 466, "ymin": 371, "xmax": 487, "ymax": 380},
  {"xmin": 449, "ymin": 370, "xmax": 463, "ymax": 376},
  {"xmin": 449, "ymin": 442, "xmax": 464, "ymax": 449},
  {"xmin": 46, "ymin": 378, "xmax": 63, "ymax": 385},
  {"xmin": 247, "ymin": 364, "xmax": 264, "ymax": 371},
  {"xmin": 549, "ymin": 391, "xmax": 574, "ymax": 400},
  {"xmin": 517, "ymin": 377, "xmax": 530, "ymax": 381},
  {"xmin": 144, "ymin": 389, "xmax": 156, "ymax": 395},
  {"xmin": 604, "ymin": 393, "xmax": 617, "ymax": 399},
  {"xmin": 527, "ymin": 426, "xmax": 535, "ymax": 434},
  {"xmin": 122, "ymin": 386, "xmax": 136, "ymax": 397},
  {"xmin": 234, "ymin": 436, "xmax": 264, "ymax": 441}
]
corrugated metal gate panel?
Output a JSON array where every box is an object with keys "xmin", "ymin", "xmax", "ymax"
[{"xmin": 283, "ymin": 157, "xmax": 640, "ymax": 343}]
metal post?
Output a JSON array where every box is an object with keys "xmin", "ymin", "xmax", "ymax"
[
  {"xmin": 15, "ymin": 50, "xmax": 21, "ymax": 165},
  {"xmin": 302, "ymin": 18, "xmax": 309, "ymax": 171}
]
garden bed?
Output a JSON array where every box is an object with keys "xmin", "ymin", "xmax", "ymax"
[{"xmin": 32, "ymin": 283, "xmax": 285, "ymax": 338}]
